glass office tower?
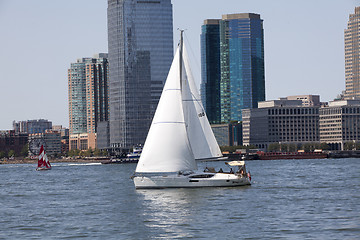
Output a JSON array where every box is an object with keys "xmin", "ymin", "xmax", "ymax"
[
  {"xmin": 201, "ymin": 19, "xmax": 221, "ymax": 124},
  {"xmin": 344, "ymin": 6, "xmax": 360, "ymax": 100},
  {"xmin": 221, "ymin": 13, "xmax": 265, "ymax": 122},
  {"xmin": 201, "ymin": 13, "xmax": 265, "ymax": 123},
  {"xmin": 107, "ymin": 0, "xmax": 173, "ymax": 149}
]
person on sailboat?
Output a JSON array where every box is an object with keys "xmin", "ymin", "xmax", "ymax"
[{"xmin": 247, "ymin": 171, "xmax": 251, "ymax": 181}]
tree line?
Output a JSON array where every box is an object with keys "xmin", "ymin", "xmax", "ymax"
[
  {"xmin": 220, "ymin": 141, "xmax": 360, "ymax": 153},
  {"xmin": 0, "ymin": 144, "xmax": 108, "ymax": 159}
]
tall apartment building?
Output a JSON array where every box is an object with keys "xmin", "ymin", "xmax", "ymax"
[
  {"xmin": 68, "ymin": 53, "xmax": 109, "ymax": 135},
  {"xmin": 13, "ymin": 119, "xmax": 52, "ymax": 134},
  {"xmin": 344, "ymin": 7, "xmax": 360, "ymax": 100},
  {"xmin": 320, "ymin": 100, "xmax": 360, "ymax": 150},
  {"xmin": 243, "ymin": 98, "xmax": 320, "ymax": 149},
  {"xmin": 201, "ymin": 13, "xmax": 265, "ymax": 123},
  {"xmin": 107, "ymin": 0, "xmax": 173, "ymax": 150}
]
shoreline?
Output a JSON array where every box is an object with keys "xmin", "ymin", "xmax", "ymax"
[{"xmin": 0, "ymin": 158, "xmax": 107, "ymax": 165}]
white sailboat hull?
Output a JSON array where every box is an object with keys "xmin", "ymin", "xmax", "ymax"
[
  {"xmin": 36, "ymin": 167, "xmax": 51, "ymax": 171},
  {"xmin": 134, "ymin": 173, "xmax": 251, "ymax": 189}
]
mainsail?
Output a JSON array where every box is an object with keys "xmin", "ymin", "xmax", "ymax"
[
  {"xmin": 135, "ymin": 33, "xmax": 222, "ymax": 173},
  {"xmin": 135, "ymin": 46, "xmax": 196, "ymax": 173},
  {"xmin": 37, "ymin": 145, "xmax": 51, "ymax": 170}
]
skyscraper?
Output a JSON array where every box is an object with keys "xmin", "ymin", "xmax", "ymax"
[
  {"xmin": 344, "ymin": 6, "xmax": 360, "ymax": 100},
  {"xmin": 107, "ymin": 0, "xmax": 173, "ymax": 150},
  {"xmin": 201, "ymin": 13, "xmax": 265, "ymax": 123},
  {"xmin": 201, "ymin": 19, "xmax": 221, "ymax": 124},
  {"xmin": 68, "ymin": 54, "xmax": 109, "ymax": 135}
]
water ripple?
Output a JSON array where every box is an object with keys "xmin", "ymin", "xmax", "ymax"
[{"xmin": 0, "ymin": 159, "xmax": 358, "ymax": 239}]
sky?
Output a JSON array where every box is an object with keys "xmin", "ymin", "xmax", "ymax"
[{"xmin": 0, "ymin": 0, "xmax": 357, "ymax": 130}]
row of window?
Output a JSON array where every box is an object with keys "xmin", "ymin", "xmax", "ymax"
[{"xmin": 268, "ymin": 108, "xmax": 319, "ymax": 115}]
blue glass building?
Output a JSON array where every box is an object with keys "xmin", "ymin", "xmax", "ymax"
[
  {"xmin": 200, "ymin": 19, "xmax": 221, "ymax": 124},
  {"xmin": 201, "ymin": 13, "xmax": 265, "ymax": 123}
]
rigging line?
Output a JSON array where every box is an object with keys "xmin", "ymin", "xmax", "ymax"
[
  {"xmin": 191, "ymin": 92, "xmax": 206, "ymax": 112},
  {"xmin": 184, "ymin": 33, "xmax": 201, "ymax": 73},
  {"xmin": 183, "ymin": 33, "xmax": 205, "ymax": 113}
]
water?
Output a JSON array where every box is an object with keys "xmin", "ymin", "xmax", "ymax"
[{"xmin": 0, "ymin": 158, "xmax": 359, "ymax": 239}]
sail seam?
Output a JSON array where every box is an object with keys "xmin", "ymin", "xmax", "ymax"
[
  {"xmin": 153, "ymin": 121, "xmax": 186, "ymax": 124},
  {"xmin": 165, "ymin": 88, "xmax": 181, "ymax": 91}
]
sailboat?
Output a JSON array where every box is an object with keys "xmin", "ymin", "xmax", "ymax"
[
  {"xmin": 36, "ymin": 145, "xmax": 51, "ymax": 171},
  {"xmin": 133, "ymin": 31, "xmax": 251, "ymax": 189}
]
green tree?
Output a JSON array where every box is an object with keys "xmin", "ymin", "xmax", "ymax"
[
  {"xmin": 93, "ymin": 148, "xmax": 102, "ymax": 156},
  {"xmin": 83, "ymin": 148, "xmax": 92, "ymax": 157},
  {"xmin": 0, "ymin": 151, "xmax": 6, "ymax": 159},
  {"xmin": 280, "ymin": 143, "xmax": 288, "ymax": 152},
  {"xmin": 344, "ymin": 141, "xmax": 355, "ymax": 150},
  {"xmin": 101, "ymin": 149, "xmax": 109, "ymax": 156},
  {"xmin": 288, "ymin": 143, "xmax": 296, "ymax": 152},
  {"xmin": 8, "ymin": 150, "xmax": 15, "ymax": 158},
  {"xmin": 302, "ymin": 143, "xmax": 312, "ymax": 152},
  {"xmin": 320, "ymin": 142, "xmax": 330, "ymax": 150},
  {"xmin": 313, "ymin": 142, "xmax": 321, "ymax": 149},
  {"xmin": 268, "ymin": 143, "xmax": 280, "ymax": 152},
  {"xmin": 20, "ymin": 144, "xmax": 29, "ymax": 157},
  {"xmin": 68, "ymin": 149, "xmax": 81, "ymax": 157}
]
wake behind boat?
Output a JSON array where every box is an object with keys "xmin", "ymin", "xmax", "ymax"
[
  {"xmin": 36, "ymin": 145, "xmax": 51, "ymax": 171},
  {"xmin": 133, "ymin": 31, "xmax": 251, "ymax": 189}
]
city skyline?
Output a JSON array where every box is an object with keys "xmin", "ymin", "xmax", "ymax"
[{"xmin": 0, "ymin": 0, "xmax": 357, "ymax": 130}]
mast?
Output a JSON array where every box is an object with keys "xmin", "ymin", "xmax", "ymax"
[{"xmin": 179, "ymin": 29, "xmax": 184, "ymax": 89}]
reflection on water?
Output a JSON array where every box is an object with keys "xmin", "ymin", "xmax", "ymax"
[
  {"xmin": 138, "ymin": 189, "xmax": 195, "ymax": 238},
  {"xmin": 137, "ymin": 186, "xmax": 253, "ymax": 239}
]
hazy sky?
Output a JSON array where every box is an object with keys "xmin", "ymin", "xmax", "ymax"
[{"xmin": 0, "ymin": 0, "xmax": 357, "ymax": 130}]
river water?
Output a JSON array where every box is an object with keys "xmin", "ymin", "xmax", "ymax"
[{"xmin": 0, "ymin": 158, "xmax": 359, "ymax": 239}]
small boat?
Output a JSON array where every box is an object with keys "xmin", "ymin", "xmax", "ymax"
[
  {"xmin": 133, "ymin": 31, "xmax": 251, "ymax": 189},
  {"xmin": 36, "ymin": 145, "xmax": 51, "ymax": 171},
  {"xmin": 126, "ymin": 145, "xmax": 142, "ymax": 160},
  {"xmin": 102, "ymin": 146, "xmax": 143, "ymax": 164}
]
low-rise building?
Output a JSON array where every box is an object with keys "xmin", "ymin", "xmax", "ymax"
[
  {"xmin": 13, "ymin": 119, "xmax": 52, "ymax": 134},
  {"xmin": 243, "ymin": 97, "xmax": 360, "ymax": 151},
  {"xmin": 52, "ymin": 125, "xmax": 69, "ymax": 154},
  {"xmin": 69, "ymin": 133, "xmax": 96, "ymax": 151},
  {"xmin": 29, "ymin": 130, "xmax": 62, "ymax": 156},
  {"xmin": 320, "ymin": 100, "xmax": 360, "ymax": 150},
  {"xmin": 211, "ymin": 122, "xmax": 242, "ymax": 147},
  {"xmin": 0, "ymin": 130, "xmax": 28, "ymax": 157},
  {"xmin": 243, "ymin": 98, "xmax": 320, "ymax": 149}
]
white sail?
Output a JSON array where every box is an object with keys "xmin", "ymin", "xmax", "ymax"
[
  {"xmin": 135, "ymin": 47, "xmax": 197, "ymax": 173},
  {"xmin": 182, "ymin": 44, "xmax": 223, "ymax": 160}
]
